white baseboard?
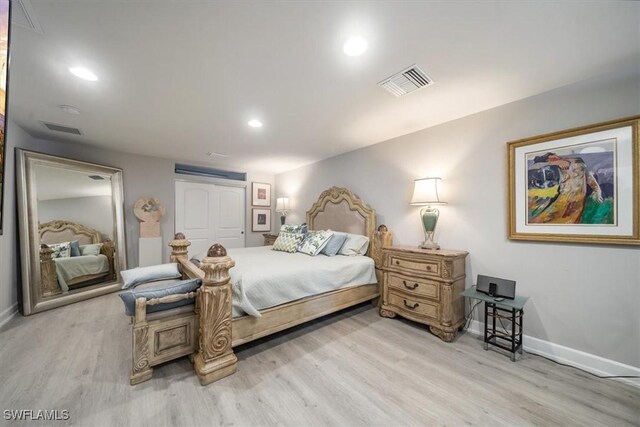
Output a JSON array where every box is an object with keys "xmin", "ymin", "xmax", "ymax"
[
  {"xmin": 466, "ymin": 320, "xmax": 640, "ymax": 389},
  {"xmin": 0, "ymin": 303, "xmax": 18, "ymax": 329}
]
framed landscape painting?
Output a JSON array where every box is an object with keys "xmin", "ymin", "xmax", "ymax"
[
  {"xmin": 0, "ymin": 0, "xmax": 10, "ymax": 234},
  {"xmin": 508, "ymin": 116, "xmax": 639, "ymax": 245}
]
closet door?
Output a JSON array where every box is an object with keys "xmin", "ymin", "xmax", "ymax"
[
  {"xmin": 213, "ymin": 185, "xmax": 245, "ymax": 249},
  {"xmin": 175, "ymin": 181, "xmax": 216, "ymax": 257},
  {"xmin": 175, "ymin": 181, "xmax": 246, "ymax": 256}
]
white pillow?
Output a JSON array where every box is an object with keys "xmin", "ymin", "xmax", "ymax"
[
  {"xmin": 120, "ymin": 263, "xmax": 182, "ymax": 290},
  {"xmin": 80, "ymin": 243, "xmax": 103, "ymax": 256},
  {"xmin": 338, "ymin": 233, "xmax": 370, "ymax": 256},
  {"xmin": 298, "ymin": 230, "xmax": 334, "ymax": 256}
]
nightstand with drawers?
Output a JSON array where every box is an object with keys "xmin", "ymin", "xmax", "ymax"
[
  {"xmin": 262, "ymin": 233, "xmax": 278, "ymax": 246},
  {"xmin": 379, "ymin": 246, "xmax": 468, "ymax": 342}
]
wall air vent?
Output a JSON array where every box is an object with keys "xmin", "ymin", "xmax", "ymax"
[
  {"xmin": 378, "ymin": 64, "xmax": 433, "ymax": 97},
  {"xmin": 40, "ymin": 121, "xmax": 83, "ymax": 135},
  {"xmin": 88, "ymin": 175, "xmax": 106, "ymax": 181},
  {"xmin": 11, "ymin": 0, "xmax": 44, "ymax": 34}
]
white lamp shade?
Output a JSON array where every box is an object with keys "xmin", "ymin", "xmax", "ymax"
[
  {"xmin": 410, "ymin": 177, "xmax": 446, "ymax": 205},
  {"xmin": 276, "ymin": 197, "xmax": 290, "ymax": 212}
]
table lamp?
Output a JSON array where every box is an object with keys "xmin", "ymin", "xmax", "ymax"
[
  {"xmin": 410, "ymin": 177, "xmax": 447, "ymax": 249},
  {"xmin": 276, "ymin": 197, "xmax": 290, "ymax": 225}
]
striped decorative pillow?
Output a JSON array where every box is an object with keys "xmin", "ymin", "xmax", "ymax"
[{"xmin": 272, "ymin": 231, "xmax": 305, "ymax": 253}]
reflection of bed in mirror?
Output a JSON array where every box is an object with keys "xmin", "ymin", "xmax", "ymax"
[
  {"xmin": 39, "ymin": 220, "xmax": 116, "ymax": 295},
  {"xmin": 17, "ymin": 149, "xmax": 127, "ymax": 315}
]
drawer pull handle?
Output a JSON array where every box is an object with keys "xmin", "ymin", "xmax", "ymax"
[
  {"xmin": 403, "ymin": 300, "xmax": 419, "ymax": 310},
  {"xmin": 426, "ymin": 265, "xmax": 432, "ymax": 271},
  {"xmin": 395, "ymin": 260, "xmax": 400, "ymax": 265},
  {"xmin": 403, "ymin": 280, "xmax": 418, "ymax": 290}
]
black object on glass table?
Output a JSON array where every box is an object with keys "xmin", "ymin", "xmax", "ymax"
[
  {"xmin": 489, "ymin": 282, "xmax": 497, "ymax": 296},
  {"xmin": 476, "ymin": 274, "xmax": 516, "ymax": 300}
]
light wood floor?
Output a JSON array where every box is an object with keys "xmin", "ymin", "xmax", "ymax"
[{"xmin": 1, "ymin": 293, "xmax": 638, "ymax": 427}]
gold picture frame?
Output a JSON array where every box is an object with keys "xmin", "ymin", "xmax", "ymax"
[{"xmin": 508, "ymin": 116, "xmax": 639, "ymax": 245}]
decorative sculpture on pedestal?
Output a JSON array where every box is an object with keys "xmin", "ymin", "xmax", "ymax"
[
  {"xmin": 134, "ymin": 197, "xmax": 166, "ymax": 238},
  {"xmin": 134, "ymin": 197, "xmax": 166, "ymax": 266}
]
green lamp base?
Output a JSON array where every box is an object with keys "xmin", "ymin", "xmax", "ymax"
[{"xmin": 419, "ymin": 207, "xmax": 440, "ymax": 250}]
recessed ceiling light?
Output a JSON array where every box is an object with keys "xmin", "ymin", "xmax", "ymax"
[
  {"xmin": 248, "ymin": 119, "xmax": 263, "ymax": 128},
  {"xmin": 343, "ymin": 36, "xmax": 368, "ymax": 56},
  {"xmin": 69, "ymin": 67, "xmax": 98, "ymax": 81},
  {"xmin": 58, "ymin": 105, "xmax": 81, "ymax": 115}
]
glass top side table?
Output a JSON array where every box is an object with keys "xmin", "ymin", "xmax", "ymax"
[{"xmin": 461, "ymin": 287, "xmax": 529, "ymax": 361}]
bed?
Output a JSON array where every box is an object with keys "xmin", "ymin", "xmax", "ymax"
[
  {"xmin": 39, "ymin": 220, "xmax": 116, "ymax": 296},
  {"xmin": 127, "ymin": 186, "xmax": 393, "ymax": 385}
]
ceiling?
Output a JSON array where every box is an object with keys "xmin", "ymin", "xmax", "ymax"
[
  {"xmin": 35, "ymin": 164, "xmax": 111, "ymax": 201},
  {"xmin": 9, "ymin": 1, "xmax": 640, "ymax": 174}
]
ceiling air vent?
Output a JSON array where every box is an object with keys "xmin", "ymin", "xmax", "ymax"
[
  {"xmin": 40, "ymin": 121, "xmax": 83, "ymax": 135},
  {"xmin": 11, "ymin": 0, "xmax": 44, "ymax": 34},
  {"xmin": 378, "ymin": 64, "xmax": 433, "ymax": 97}
]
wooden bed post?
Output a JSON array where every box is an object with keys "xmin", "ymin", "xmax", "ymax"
[
  {"xmin": 371, "ymin": 224, "xmax": 393, "ymax": 269},
  {"xmin": 130, "ymin": 297, "xmax": 152, "ymax": 384},
  {"xmin": 169, "ymin": 232, "xmax": 191, "ymax": 264},
  {"xmin": 101, "ymin": 240, "xmax": 116, "ymax": 281},
  {"xmin": 194, "ymin": 243, "xmax": 237, "ymax": 386},
  {"xmin": 40, "ymin": 244, "xmax": 61, "ymax": 297},
  {"xmin": 372, "ymin": 225, "xmax": 393, "ymax": 306}
]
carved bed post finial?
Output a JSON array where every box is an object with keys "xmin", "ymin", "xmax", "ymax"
[
  {"xmin": 40, "ymin": 244, "xmax": 61, "ymax": 297},
  {"xmin": 193, "ymin": 243, "xmax": 238, "ymax": 385},
  {"xmin": 169, "ymin": 232, "xmax": 191, "ymax": 263},
  {"xmin": 371, "ymin": 224, "xmax": 393, "ymax": 269}
]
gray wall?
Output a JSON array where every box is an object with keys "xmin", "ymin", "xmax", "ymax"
[
  {"xmin": 38, "ymin": 196, "xmax": 114, "ymax": 240},
  {"xmin": 0, "ymin": 123, "xmax": 32, "ymax": 322},
  {"xmin": 0, "ymin": 123, "xmax": 274, "ymax": 318},
  {"xmin": 276, "ymin": 66, "xmax": 640, "ymax": 367}
]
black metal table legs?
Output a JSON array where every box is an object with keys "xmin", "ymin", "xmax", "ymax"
[{"xmin": 483, "ymin": 302, "xmax": 524, "ymax": 361}]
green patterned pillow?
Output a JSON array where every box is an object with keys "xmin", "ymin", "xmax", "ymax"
[
  {"xmin": 298, "ymin": 230, "xmax": 334, "ymax": 256},
  {"xmin": 280, "ymin": 223, "xmax": 308, "ymax": 234},
  {"xmin": 272, "ymin": 231, "xmax": 305, "ymax": 253},
  {"xmin": 48, "ymin": 241, "xmax": 71, "ymax": 259}
]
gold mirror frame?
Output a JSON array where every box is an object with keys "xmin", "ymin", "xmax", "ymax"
[{"xmin": 16, "ymin": 149, "xmax": 127, "ymax": 315}]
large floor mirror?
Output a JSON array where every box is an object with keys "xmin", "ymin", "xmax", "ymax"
[{"xmin": 16, "ymin": 150, "xmax": 127, "ymax": 315}]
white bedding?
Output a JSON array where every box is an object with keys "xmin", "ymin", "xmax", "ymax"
[
  {"xmin": 54, "ymin": 254, "xmax": 110, "ymax": 292},
  {"xmin": 194, "ymin": 246, "xmax": 376, "ymax": 318}
]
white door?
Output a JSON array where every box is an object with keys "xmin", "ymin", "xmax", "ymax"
[
  {"xmin": 214, "ymin": 185, "xmax": 245, "ymax": 249},
  {"xmin": 175, "ymin": 181, "xmax": 245, "ymax": 257}
]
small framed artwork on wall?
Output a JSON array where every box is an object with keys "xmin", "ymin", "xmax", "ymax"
[
  {"xmin": 252, "ymin": 208, "xmax": 271, "ymax": 232},
  {"xmin": 252, "ymin": 182, "xmax": 271, "ymax": 206},
  {"xmin": 508, "ymin": 115, "xmax": 639, "ymax": 245}
]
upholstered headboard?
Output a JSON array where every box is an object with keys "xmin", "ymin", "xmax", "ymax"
[
  {"xmin": 306, "ymin": 187, "xmax": 376, "ymax": 244},
  {"xmin": 39, "ymin": 220, "xmax": 103, "ymax": 246}
]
